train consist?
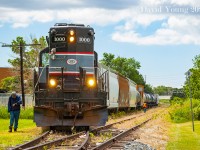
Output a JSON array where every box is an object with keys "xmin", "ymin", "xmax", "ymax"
[{"xmin": 33, "ymin": 23, "xmax": 158, "ymax": 128}]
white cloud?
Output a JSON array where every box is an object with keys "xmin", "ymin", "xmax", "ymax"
[
  {"xmin": 0, "ymin": 7, "xmax": 131, "ymax": 27},
  {"xmin": 49, "ymin": 0, "xmax": 82, "ymax": 5},
  {"xmin": 140, "ymin": 0, "xmax": 165, "ymax": 6},
  {"xmin": 30, "ymin": 10, "xmax": 54, "ymax": 22},
  {"xmin": 112, "ymin": 19, "xmax": 200, "ymax": 45},
  {"xmin": 55, "ymin": 8, "xmax": 130, "ymax": 26},
  {"xmin": 0, "ymin": 0, "xmax": 200, "ymax": 45},
  {"xmin": 140, "ymin": 0, "xmax": 197, "ymax": 6},
  {"xmin": 170, "ymin": 0, "xmax": 195, "ymax": 6},
  {"xmin": 111, "ymin": 5, "xmax": 200, "ymax": 46}
]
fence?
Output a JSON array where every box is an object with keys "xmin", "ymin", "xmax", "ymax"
[
  {"xmin": 159, "ymin": 95, "xmax": 171, "ymax": 100},
  {"xmin": 0, "ymin": 93, "xmax": 34, "ymax": 107}
]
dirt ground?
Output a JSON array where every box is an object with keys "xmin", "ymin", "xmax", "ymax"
[
  {"xmin": 105, "ymin": 105, "xmax": 170, "ymax": 150},
  {"xmin": 132, "ymin": 108, "xmax": 170, "ymax": 150}
]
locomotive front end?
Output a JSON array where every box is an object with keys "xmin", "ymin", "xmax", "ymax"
[{"xmin": 34, "ymin": 23, "xmax": 108, "ymax": 127}]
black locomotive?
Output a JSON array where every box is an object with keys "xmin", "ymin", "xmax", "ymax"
[{"xmin": 34, "ymin": 23, "xmax": 109, "ymax": 127}]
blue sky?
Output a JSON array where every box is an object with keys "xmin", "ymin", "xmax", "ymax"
[{"xmin": 0, "ymin": 0, "xmax": 200, "ymax": 88}]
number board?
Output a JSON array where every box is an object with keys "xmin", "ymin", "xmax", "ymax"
[{"xmin": 52, "ymin": 36, "xmax": 66, "ymax": 42}]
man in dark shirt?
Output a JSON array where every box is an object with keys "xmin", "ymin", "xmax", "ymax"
[{"xmin": 8, "ymin": 91, "xmax": 22, "ymax": 132}]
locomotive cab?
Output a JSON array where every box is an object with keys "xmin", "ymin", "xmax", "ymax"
[{"xmin": 34, "ymin": 23, "xmax": 108, "ymax": 127}]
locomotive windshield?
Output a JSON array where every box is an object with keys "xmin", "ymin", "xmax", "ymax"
[{"xmin": 49, "ymin": 24, "xmax": 94, "ymax": 52}]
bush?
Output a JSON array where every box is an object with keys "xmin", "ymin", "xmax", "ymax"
[
  {"xmin": 0, "ymin": 106, "xmax": 33, "ymax": 119},
  {"xmin": 169, "ymin": 97, "xmax": 186, "ymax": 105},
  {"xmin": 0, "ymin": 106, "xmax": 10, "ymax": 119},
  {"xmin": 169, "ymin": 98, "xmax": 200, "ymax": 123},
  {"xmin": 20, "ymin": 107, "xmax": 33, "ymax": 119}
]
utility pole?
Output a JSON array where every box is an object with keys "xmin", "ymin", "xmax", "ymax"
[
  {"xmin": 186, "ymin": 70, "xmax": 194, "ymax": 132},
  {"xmin": 2, "ymin": 42, "xmax": 40, "ymax": 108},
  {"xmin": 19, "ymin": 42, "xmax": 25, "ymax": 108}
]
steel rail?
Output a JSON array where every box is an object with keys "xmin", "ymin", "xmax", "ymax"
[
  {"xmin": 90, "ymin": 113, "xmax": 144, "ymax": 133},
  {"xmin": 77, "ymin": 131, "xmax": 90, "ymax": 150},
  {"xmin": 24, "ymin": 131, "xmax": 86, "ymax": 150},
  {"xmin": 91, "ymin": 118, "xmax": 152, "ymax": 150},
  {"xmin": 10, "ymin": 131, "xmax": 49, "ymax": 150},
  {"xmin": 10, "ymin": 131, "xmax": 85, "ymax": 150}
]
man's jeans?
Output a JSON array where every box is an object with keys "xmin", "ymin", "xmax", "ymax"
[{"xmin": 10, "ymin": 110, "xmax": 20, "ymax": 129}]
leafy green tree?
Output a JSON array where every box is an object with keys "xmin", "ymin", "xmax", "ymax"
[
  {"xmin": 0, "ymin": 76, "xmax": 19, "ymax": 92},
  {"xmin": 153, "ymin": 85, "xmax": 173, "ymax": 95},
  {"xmin": 6, "ymin": 36, "xmax": 47, "ymax": 93},
  {"xmin": 184, "ymin": 54, "xmax": 200, "ymax": 99},
  {"xmin": 8, "ymin": 36, "xmax": 47, "ymax": 68},
  {"xmin": 144, "ymin": 84, "xmax": 154, "ymax": 93},
  {"xmin": 100, "ymin": 53, "xmax": 115, "ymax": 68},
  {"xmin": 100, "ymin": 53, "xmax": 145, "ymax": 85}
]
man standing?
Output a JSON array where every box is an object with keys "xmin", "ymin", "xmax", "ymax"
[
  {"xmin": 8, "ymin": 91, "xmax": 22, "ymax": 132},
  {"xmin": 143, "ymin": 102, "xmax": 147, "ymax": 113}
]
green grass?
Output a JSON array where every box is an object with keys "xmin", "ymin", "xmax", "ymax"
[
  {"xmin": 0, "ymin": 106, "xmax": 33, "ymax": 119},
  {"xmin": 159, "ymin": 99, "xmax": 170, "ymax": 104},
  {"xmin": 109, "ymin": 111, "xmax": 126, "ymax": 119},
  {"xmin": 167, "ymin": 121, "xmax": 200, "ymax": 150},
  {"xmin": 0, "ymin": 119, "xmax": 42, "ymax": 150}
]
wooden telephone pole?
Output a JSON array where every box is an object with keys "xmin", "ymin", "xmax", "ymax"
[{"xmin": 2, "ymin": 42, "xmax": 40, "ymax": 108}]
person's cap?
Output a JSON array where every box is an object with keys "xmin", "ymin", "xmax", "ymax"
[{"xmin": 11, "ymin": 91, "xmax": 16, "ymax": 96}]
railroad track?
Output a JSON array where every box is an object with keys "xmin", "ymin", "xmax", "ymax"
[
  {"xmin": 89, "ymin": 118, "xmax": 151, "ymax": 150},
  {"xmin": 9, "ymin": 131, "xmax": 88, "ymax": 150},
  {"xmin": 10, "ymin": 108, "xmax": 159, "ymax": 150},
  {"xmin": 88, "ymin": 108, "xmax": 162, "ymax": 149}
]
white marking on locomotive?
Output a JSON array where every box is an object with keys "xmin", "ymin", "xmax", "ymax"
[
  {"xmin": 49, "ymin": 71, "xmax": 94, "ymax": 75},
  {"xmin": 54, "ymin": 36, "xmax": 65, "ymax": 42},
  {"xmin": 78, "ymin": 37, "xmax": 91, "ymax": 43},
  {"xmin": 67, "ymin": 59, "xmax": 77, "ymax": 65},
  {"xmin": 55, "ymin": 53, "xmax": 94, "ymax": 56}
]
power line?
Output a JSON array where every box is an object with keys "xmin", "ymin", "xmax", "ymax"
[{"xmin": 0, "ymin": 42, "xmax": 8, "ymax": 46}]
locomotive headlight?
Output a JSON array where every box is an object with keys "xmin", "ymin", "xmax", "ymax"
[
  {"xmin": 49, "ymin": 79, "xmax": 57, "ymax": 87},
  {"xmin": 87, "ymin": 78, "xmax": 95, "ymax": 87},
  {"xmin": 69, "ymin": 36, "xmax": 75, "ymax": 42}
]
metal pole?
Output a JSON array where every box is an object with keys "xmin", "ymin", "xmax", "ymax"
[
  {"xmin": 2, "ymin": 42, "xmax": 41, "ymax": 109},
  {"xmin": 20, "ymin": 42, "xmax": 25, "ymax": 108},
  {"xmin": 189, "ymin": 74, "xmax": 195, "ymax": 132}
]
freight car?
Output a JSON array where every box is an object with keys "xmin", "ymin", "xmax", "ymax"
[
  {"xmin": 33, "ymin": 23, "xmax": 158, "ymax": 128},
  {"xmin": 98, "ymin": 64, "xmax": 142, "ymax": 111}
]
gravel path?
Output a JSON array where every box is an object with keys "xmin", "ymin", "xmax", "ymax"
[
  {"xmin": 128, "ymin": 108, "xmax": 169, "ymax": 150},
  {"xmin": 124, "ymin": 141, "xmax": 155, "ymax": 150}
]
